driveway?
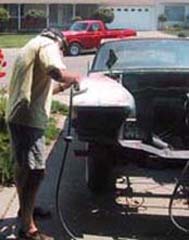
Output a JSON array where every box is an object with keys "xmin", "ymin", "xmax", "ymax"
[
  {"xmin": 137, "ymin": 31, "xmax": 175, "ymax": 38},
  {"xmin": 1, "ymin": 31, "xmax": 188, "ymax": 240},
  {"xmin": 35, "ymin": 123, "xmax": 188, "ymax": 240}
]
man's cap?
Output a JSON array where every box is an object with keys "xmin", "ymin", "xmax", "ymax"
[
  {"xmin": 40, "ymin": 28, "xmax": 64, "ymax": 42},
  {"xmin": 40, "ymin": 28, "xmax": 68, "ymax": 51}
]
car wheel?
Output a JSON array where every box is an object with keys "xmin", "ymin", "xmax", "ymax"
[
  {"xmin": 85, "ymin": 143, "xmax": 113, "ymax": 193},
  {"xmin": 69, "ymin": 43, "xmax": 81, "ymax": 56}
]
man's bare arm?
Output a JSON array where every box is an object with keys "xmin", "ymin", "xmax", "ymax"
[{"xmin": 48, "ymin": 68, "xmax": 81, "ymax": 94}]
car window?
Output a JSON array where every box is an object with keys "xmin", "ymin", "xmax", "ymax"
[
  {"xmin": 92, "ymin": 39, "xmax": 189, "ymax": 71},
  {"xmin": 89, "ymin": 23, "xmax": 101, "ymax": 31},
  {"xmin": 70, "ymin": 22, "xmax": 88, "ymax": 31}
]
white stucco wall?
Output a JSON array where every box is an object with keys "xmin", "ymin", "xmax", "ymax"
[{"xmin": 106, "ymin": 5, "xmax": 157, "ymax": 30}]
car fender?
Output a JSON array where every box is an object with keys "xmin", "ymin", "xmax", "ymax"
[{"xmin": 67, "ymin": 38, "xmax": 84, "ymax": 48}]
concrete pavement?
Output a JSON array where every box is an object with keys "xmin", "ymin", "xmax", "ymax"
[{"xmin": 137, "ymin": 30, "xmax": 176, "ymax": 38}]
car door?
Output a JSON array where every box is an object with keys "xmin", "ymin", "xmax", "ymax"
[{"xmin": 86, "ymin": 23, "xmax": 103, "ymax": 49}]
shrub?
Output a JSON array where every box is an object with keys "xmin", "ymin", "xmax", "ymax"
[
  {"xmin": 44, "ymin": 117, "xmax": 60, "ymax": 145},
  {"xmin": 25, "ymin": 9, "xmax": 46, "ymax": 19},
  {"xmin": 23, "ymin": 9, "xmax": 46, "ymax": 30},
  {"xmin": 0, "ymin": 132, "xmax": 12, "ymax": 185},
  {"xmin": 71, "ymin": 16, "xmax": 83, "ymax": 23},
  {"xmin": 178, "ymin": 32, "xmax": 187, "ymax": 38},
  {"xmin": 0, "ymin": 86, "xmax": 13, "ymax": 185},
  {"xmin": 91, "ymin": 8, "xmax": 114, "ymax": 24},
  {"xmin": 158, "ymin": 14, "xmax": 167, "ymax": 30},
  {"xmin": 158, "ymin": 14, "xmax": 167, "ymax": 23},
  {"xmin": 0, "ymin": 87, "xmax": 7, "ymax": 131},
  {"xmin": 0, "ymin": 84, "xmax": 12, "ymax": 184},
  {"xmin": 51, "ymin": 100, "xmax": 68, "ymax": 115},
  {"xmin": 0, "ymin": 49, "xmax": 10, "ymax": 184},
  {"xmin": 0, "ymin": 8, "xmax": 9, "ymax": 22}
]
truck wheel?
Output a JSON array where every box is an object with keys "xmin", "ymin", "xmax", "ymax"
[
  {"xmin": 69, "ymin": 43, "xmax": 81, "ymax": 56},
  {"xmin": 85, "ymin": 143, "xmax": 113, "ymax": 193}
]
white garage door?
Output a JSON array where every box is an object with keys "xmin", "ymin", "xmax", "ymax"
[{"xmin": 107, "ymin": 6, "xmax": 155, "ymax": 31}]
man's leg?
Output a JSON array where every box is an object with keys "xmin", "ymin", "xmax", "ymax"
[
  {"xmin": 15, "ymin": 163, "xmax": 45, "ymax": 233},
  {"xmin": 8, "ymin": 123, "xmax": 53, "ymax": 239}
]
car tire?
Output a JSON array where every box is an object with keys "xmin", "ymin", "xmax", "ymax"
[
  {"xmin": 69, "ymin": 42, "xmax": 81, "ymax": 56},
  {"xmin": 85, "ymin": 143, "xmax": 113, "ymax": 193}
]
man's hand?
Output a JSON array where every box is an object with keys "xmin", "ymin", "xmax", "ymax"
[
  {"xmin": 53, "ymin": 70, "xmax": 81, "ymax": 94},
  {"xmin": 60, "ymin": 70, "xmax": 81, "ymax": 90}
]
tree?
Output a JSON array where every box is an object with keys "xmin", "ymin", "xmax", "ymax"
[
  {"xmin": 158, "ymin": 14, "xmax": 167, "ymax": 30},
  {"xmin": 91, "ymin": 8, "xmax": 114, "ymax": 24}
]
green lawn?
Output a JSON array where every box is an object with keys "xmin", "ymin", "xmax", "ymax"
[{"xmin": 0, "ymin": 34, "xmax": 36, "ymax": 48}]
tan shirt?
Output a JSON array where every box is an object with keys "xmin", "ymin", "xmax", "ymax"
[{"xmin": 6, "ymin": 35, "xmax": 66, "ymax": 129}]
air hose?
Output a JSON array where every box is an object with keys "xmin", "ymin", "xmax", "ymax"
[
  {"xmin": 55, "ymin": 87, "xmax": 77, "ymax": 240},
  {"xmin": 169, "ymin": 159, "xmax": 189, "ymax": 233}
]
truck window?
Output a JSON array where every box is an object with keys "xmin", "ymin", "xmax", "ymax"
[
  {"xmin": 89, "ymin": 23, "xmax": 101, "ymax": 31},
  {"xmin": 70, "ymin": 22, "xmax": 88, "ymax": 31}
]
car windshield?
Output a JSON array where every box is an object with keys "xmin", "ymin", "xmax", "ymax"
[
  {"xmin": 92, "ymin": 39, "xmax": 189, "ymax": 71},
  {"xmin": 69, "ymin": 22, "xmax": 88, "ymax": 31}
]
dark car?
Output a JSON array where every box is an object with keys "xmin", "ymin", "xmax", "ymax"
[{"xmin": 72, "ymin": 38, "xmax": 189, "ymax": 192}]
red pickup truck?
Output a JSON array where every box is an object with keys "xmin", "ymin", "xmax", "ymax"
[{"xmin": 62, "ymin": 20, "xmax": 137, "ymax": 56}]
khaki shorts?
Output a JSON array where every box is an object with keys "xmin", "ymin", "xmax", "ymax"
[{"xmin": 8, "ymin": 123, "xmax": 46, "ymax": 170}]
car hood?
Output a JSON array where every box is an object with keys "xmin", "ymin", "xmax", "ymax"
[{"xmin": 73, "ymin": 73, "xmax": 135, "ymax": 111}]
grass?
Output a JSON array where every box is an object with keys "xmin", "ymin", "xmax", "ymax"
[{"xmin": 0, "ymin": 33, "xmax": 36, "ymax": 48}]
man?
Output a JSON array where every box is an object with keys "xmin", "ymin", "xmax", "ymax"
[{"xmin": 6, "ymin": 28, "xmax": 81, "ymax": 240}]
